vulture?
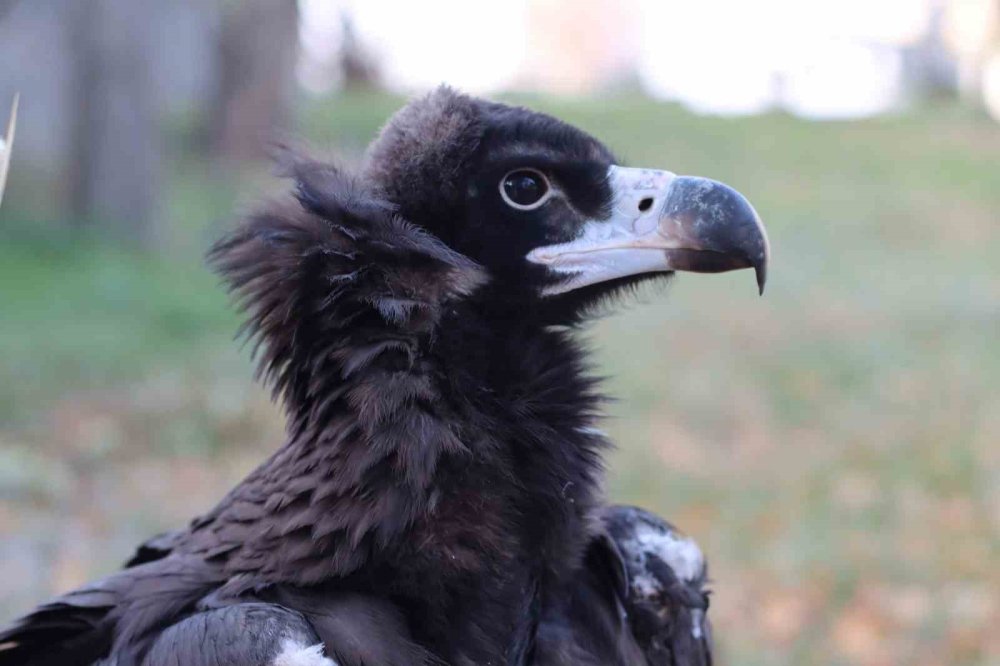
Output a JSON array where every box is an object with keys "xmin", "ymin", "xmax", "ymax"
[{"xmin": 0, "ymin": 87, "xmax": 768, "ymax": 666}]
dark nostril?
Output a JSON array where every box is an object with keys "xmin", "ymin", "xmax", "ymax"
[{"xmin": 638, "ymin": 197, "xmax": 654, "ymax": 212}]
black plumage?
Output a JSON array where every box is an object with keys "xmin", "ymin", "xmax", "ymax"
[
  {"xmin": 534, "ymin": 505, "xmax": 713, "ymax": 666},
  {"xmin": 0, "ymin": 87, "xmax": 765, "ymax": 666}
]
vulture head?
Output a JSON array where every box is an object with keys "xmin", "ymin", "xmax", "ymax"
[{"xmin": 361, "ymin": 87, "xmax": 769, "ymax": 318}]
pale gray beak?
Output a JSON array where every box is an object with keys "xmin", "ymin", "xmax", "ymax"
[
  {"xmin": 527, "ymin": 165, "xmax": 769, "ymax": 295},
  {"xmin": 0, "ymin": 94, "xmax": 17, "ymax": 209}
]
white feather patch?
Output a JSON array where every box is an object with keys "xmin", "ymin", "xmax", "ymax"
[
  {"xmin": 624, "ymin": 521, "xmax": 705, "ymax": 597},
  {"xmin": 272, "ymin": 639, "xmax": 338, "ymax": 666}
]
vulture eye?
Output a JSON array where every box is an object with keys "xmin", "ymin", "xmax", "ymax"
[{"xmin": 500, "ymin": 169, "xmax": 551, "ymax": 210}]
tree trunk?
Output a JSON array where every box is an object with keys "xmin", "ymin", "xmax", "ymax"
[
  {"xmin": 69, "ymin": 0, "xmax": 163, "ymax": 248},
  {"xmin": 209, "ymin": 0, "xmax": 299, "ymax": 163}
]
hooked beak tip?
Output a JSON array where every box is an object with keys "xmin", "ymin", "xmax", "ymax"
[{"xmin": 660, "ymin": 176, "xmax": 770, "ymax": 294}]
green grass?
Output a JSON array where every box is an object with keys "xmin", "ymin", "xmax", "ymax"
[
  {"xmin": 1, "ymin": 91, "xmax": 998, "ymax": 664},
  {"xmin": 0, "ymin": 242, "xmax": 238, "ymax": 424}
]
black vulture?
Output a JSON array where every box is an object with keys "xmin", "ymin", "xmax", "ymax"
[{"xmin": 0, "ymin": 88, "xmax": 767, "ymax": 666}]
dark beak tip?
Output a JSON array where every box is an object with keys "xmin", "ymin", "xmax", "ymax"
[
  {"xmin": 668, "ymin": 176, "xmax": 769, "ymax": 295},
  {"xmin": 741, "ymin": 202, "xmax": 769, "ymax": 297},
  {"xmin": 751, "ymin": 217, "xmax": 769, "ymax": 296}
]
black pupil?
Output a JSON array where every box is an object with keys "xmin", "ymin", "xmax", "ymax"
[{"xmin": 504, "ymin": 171, "xmax": 546, "ymax": 206}]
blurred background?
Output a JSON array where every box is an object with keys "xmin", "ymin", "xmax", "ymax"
[{"xmin": 0, "ymin": 0, "xmax": 998, "ymax": 664}]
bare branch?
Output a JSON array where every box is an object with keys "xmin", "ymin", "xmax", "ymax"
[{"xmin": 0, "ymin": 93, "xmax": 18, "ymax": 208}]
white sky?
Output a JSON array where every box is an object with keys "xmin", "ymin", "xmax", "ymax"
[{"xmin": 300, "ymin": 0, "xmax": 939, "ymax": 119}]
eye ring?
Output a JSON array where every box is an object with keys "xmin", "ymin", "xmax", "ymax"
[{"xmin": 499, "ymin": 168, "xmax": 552, "ymax": 211}]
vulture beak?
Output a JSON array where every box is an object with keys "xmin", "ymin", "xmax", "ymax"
[
  {"xmin": 0, "ymin": 93, "xmax": 17, "ymax": 209},
  {"xmin": 528, "ymin": 165, "xmax": 769, "ymax": 295}
]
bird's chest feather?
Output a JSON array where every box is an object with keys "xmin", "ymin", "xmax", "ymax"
[
  {"xmin": 439, "ymin": 322, "xmax": 605, "ymax": 554},
  {"xmin": 182, "ymin": 320, "xmax": 607, "ymax": 664},
  {"xmin": 375, "ymin": 324, "xmax": 607, "ymax": 662}
]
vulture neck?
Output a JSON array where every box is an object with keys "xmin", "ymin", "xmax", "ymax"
[
  {"xmin": 208, "ymin": 196, "xmax": 608, "ymax": 646},
  {"xmin": 284, "ymin": 288, "xmax": 603, "ymax": 452},
  {"xmin": 205, "ymin": 191, "xmax": 610, "ymax": 664},
  {"xmin": 279, "ymin": 279, "xmax": 606, "ymax": 550}
]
